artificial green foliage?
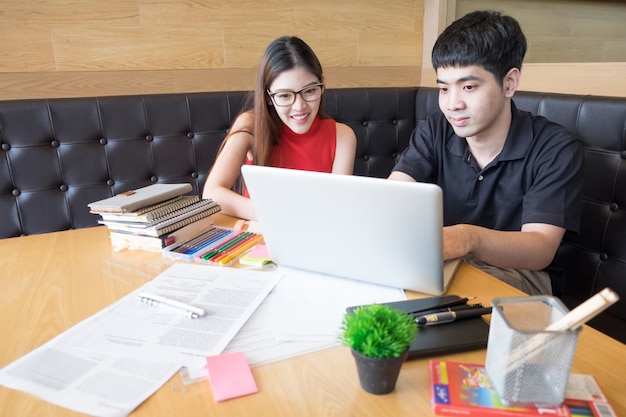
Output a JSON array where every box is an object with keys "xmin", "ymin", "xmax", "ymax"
[{"xmin": 340, "ymin": 304, "xmax": 418, "ymax": 359}]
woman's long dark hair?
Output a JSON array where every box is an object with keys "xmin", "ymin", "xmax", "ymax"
[{"xmin": 250, "ymin": 36, "xmax": 326, "ymax": 166}]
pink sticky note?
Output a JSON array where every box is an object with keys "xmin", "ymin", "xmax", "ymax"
[
  {"xmin": 248, "ymin": 244, "xmax": 269, "ymax": 258},
  {"xmin": 205, "ymin": 351, "xmax": 258, "ymax": 402}
]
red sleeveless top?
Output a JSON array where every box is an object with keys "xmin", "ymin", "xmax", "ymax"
[
  {"xmin": 244, "ymin": 117, "xmax": 337, "ymax": 197},
  {"xmin": 270, "ymin": 116, "xmax": 337, "ymax": 172}
]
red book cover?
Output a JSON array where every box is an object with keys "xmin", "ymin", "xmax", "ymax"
[
  {"xmin": 429, "ymin": 360, "xmax": 570, "ymax": 417},
  {"xmin": 429, "ymin": 360, "xmax": 617, "ymax": 417}
]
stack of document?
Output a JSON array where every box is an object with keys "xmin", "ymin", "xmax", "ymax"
[
  {"xmin": 0, "ymin": 264, "xmax": 280, "ymax": 417},
  {"xmin": 88, "ymin": 184, "xmax": 221, "ymax": 251},
  {"xmin": 0, "ymin": 263, "xmax": 406, "ymax": 417}
]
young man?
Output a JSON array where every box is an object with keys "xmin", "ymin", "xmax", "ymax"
[{"xmin": 389, "ymin": 10, "xmax": 584, "ymax": 295}]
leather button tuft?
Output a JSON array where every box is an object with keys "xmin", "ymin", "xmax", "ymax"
[
  {"xmin": 600, "ymin": 253, "xmax": 609, "ymax": 261},
  {"xmin": 1, "ymin": 143, "xmax": 10, "ymax": 151},
  {"xmin": 59, "ymin": 184, "xmax": 69, "ymax": 192},
  {"xmin": 187, "ymin": 132, "xmax": 194, "ymax": 139},
  {"xmin": 191, "ymin": 172, "xmax": 198, "ymax": 179},
  {"xmin": 50, "ymin": 140, "xmax": 60, "ymax": 148},
  {"xmin": 363, "ymin": 154, "xmax": 370, "ymax": 161},
  {"xmin": 621, "ymin": 150, "xmax": 626, "ymax": 159},
  {"xmin": 392, "ymin": 120, "xmax": 398, "ymax": 125},
  {"xmin": 610, "ymin": 203, "xmax": 619, "ymax": 211},
  {"xmin": 12, "ymin": 189, "xmax": 20, "ymax": 197},
  {"xmin": 362, "ymin": 121, "xmax": 368, "ymax": 127},
  {"xmin": 150, "ymin": 176, "xmax": 158, "ymax": 182},
  {"xmin": 145, "ymin": 135, "xmax": 154, "ymax": 142},
  {"xmin": 106, "ymin": 179, "xmax": 115, "ymax": 186},
  {"xmin": 99, "ymin": 138, "xmax": 108, "ymax": 145}
]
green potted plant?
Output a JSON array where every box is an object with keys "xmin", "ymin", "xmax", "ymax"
[{"xmin": 340, "ymin": 303, "xmax": 418, "ymax": 395}]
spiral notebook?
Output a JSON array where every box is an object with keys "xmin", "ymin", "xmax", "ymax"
[
  {"xmin": 97, "ymin": 196, "xmax": 200, "ymax": 223},
  {"xmin": 100, "ymin": 199, "xmax": 221, "ymax": 237}
]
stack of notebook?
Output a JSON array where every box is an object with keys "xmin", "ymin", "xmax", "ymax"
[{"xmin": 88, "ymin": 183, "xmax": 221, "ymax": 252}]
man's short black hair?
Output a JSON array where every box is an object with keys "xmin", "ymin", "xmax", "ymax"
[{"xmin": 432, "ymin": 10, "xmax": 527, "ymax": 83}]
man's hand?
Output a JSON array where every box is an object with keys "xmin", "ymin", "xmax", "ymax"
[{"xmin": 443, "ymin": 223, "xmax": 565, "ymax": 271}]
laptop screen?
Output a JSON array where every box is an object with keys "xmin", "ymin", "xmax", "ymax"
[{"xmin": 241, "ymin": 165, "xmax": 452, "ymax": 295}]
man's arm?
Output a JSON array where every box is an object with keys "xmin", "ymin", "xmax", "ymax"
[
  {"xmin": 443, "ymin": 222, "xmax": 565, "ymax": 271},
  {"xmin": 388, "ymin": 171, "xmax": 416, "ymax": 182}
]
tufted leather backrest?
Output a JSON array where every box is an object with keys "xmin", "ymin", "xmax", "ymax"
[
  {"xmin": 0, "ymin": 88, "xmax": 417, "ymax": 238},
  {"xmin": 0, "ymin": 92, "xmax": 247, "ymax": 237},
  {"xmin": 323, "ymin": 88, "xmax": 417, "ymax": 178},
  {"xmin": 1, "ymin": 87, "xmax": 625, "ymax": 342},
  {"xmin": 512, "ymin": 91, "xmax": 626, "ymax": 342}
]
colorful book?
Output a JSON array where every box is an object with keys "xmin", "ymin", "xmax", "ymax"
[
  {"xmin": 97, "ymin": 195, "xmax": 200, "ymax": 223},
  {"xmin": 429, "ymin": 360, "xmax": 617, "ymax": 417},
  {"xmin": 88, "ymin": 183, "xmax": 192, "ymax": 213}
]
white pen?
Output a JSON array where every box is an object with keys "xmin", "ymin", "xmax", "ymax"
[{"xmin": 137, "ymin": 291, "xmax": 206, "ymax": 319}]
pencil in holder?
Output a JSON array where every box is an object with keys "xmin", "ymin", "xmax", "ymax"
[{"xmin": 485, "ymin": 296, "xmax": 580, "ymax": 407}]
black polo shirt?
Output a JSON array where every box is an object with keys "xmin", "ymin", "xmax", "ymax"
[
  {"xmin": 393, "ymin": 101, "xmax": 584, "ymax": 233},
  {"xmin": 393, "ymin": 101, "xmax": 584, "ymax": 295}
]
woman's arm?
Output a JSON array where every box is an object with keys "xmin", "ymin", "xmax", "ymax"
[
  {"xmin": 202, "ymin": 114, "xmax": 258, "ymax": 220},
  {"xmin": 331, "ymin": 122, "xmax": 357, "ymax": 174}
]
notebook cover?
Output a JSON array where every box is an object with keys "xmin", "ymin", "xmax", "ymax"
[
  {"xmin": 88, "ymin": 183, "xmax": 192, "ymax": 213},
  {"xmin": 347, "ymin": 295, "xmax": 490, "ymax": 360},
  {"xmin": 96, "ymin": 195, "xmax": 200, "ymax": 222},
  {"xmin": 429, "ymin": 360, "xmax": 570, "ymax": 416}
]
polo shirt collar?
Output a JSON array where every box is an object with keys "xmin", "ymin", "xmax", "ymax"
[{"xmin": 498, "ymin": 100, "xmax": 532, "ymax": 162}]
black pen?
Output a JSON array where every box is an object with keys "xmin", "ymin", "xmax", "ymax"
[
  {"xmin": 407, "ymin": 296, "xmax": 476, "ymax": 316},
  {"xmin": 415, "ymin": 306, "xmax": 492, "ymax": 325}
]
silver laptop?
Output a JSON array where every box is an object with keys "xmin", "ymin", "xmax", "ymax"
[{"xmin": 241, "ymin": 165, "xmax": 460, "ymax": 295}]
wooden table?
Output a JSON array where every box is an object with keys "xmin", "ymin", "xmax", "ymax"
[{"xmin": 1, "ymin": 218, "xmax": 624, "ymax": 416}]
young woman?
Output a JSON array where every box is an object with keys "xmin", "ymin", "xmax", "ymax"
[{"xmin": 202, "ymin": 36, "xmax": 357, "ymax": 220}]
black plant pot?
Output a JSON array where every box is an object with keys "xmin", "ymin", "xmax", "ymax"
[{"xmin": 351, "ymin": 349, "xmax": 409, "ymax": 395}]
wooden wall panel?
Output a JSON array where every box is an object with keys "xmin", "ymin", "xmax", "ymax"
[
  {"xmin": 0, "ymin": 67, "xmax": 421, "ymax": 100},
  {"xmin": 291, "ymin": 30, "xmax": 360, "ymax": 67},
  {"xmin": 0, "ymin": 27, "xmax": 56, "ymax": 72},
  {"xmin": 0, "ymin": 1, "xmax": 139, "ymax": 26},
  {"xmin": 53, "ymin": 27, "xmax": 225, "ymax": 71},
  {"xmin": 454, "ymin": 0, "xmax": 626, "ymax": 63},
  {"xmin": 0, "ymin": 0, "xmax": 624, "ymax": 99},
  {"xmin": 359, "ymin": 31, "xmax": 421, "ymax": 67},
  {"xmin": 0, "ymin": 0, "xmax": 425, "ymax": 99},
  {"xmin": 420, "ymin": 0, "xmax": 626, "ymax": 97}
]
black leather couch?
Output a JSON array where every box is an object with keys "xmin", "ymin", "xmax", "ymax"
[{"xmin": 1, "ymin": 87, "xmax": 624, "ymax": 343}]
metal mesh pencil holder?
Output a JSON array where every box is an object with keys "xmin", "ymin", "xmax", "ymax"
[{"xmin": 485, "ymin": 296, "xmax": 580, "ymax": 407}]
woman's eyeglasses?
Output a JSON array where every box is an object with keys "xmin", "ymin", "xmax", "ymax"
[{"xmin": 267, "ymin": 83, "xmax": 324, "ymax": 107}]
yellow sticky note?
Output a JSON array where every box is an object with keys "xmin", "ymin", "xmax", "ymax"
[{"xmin": 239, "ymin": 244, "xmax": 272, "ymax": 267}]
